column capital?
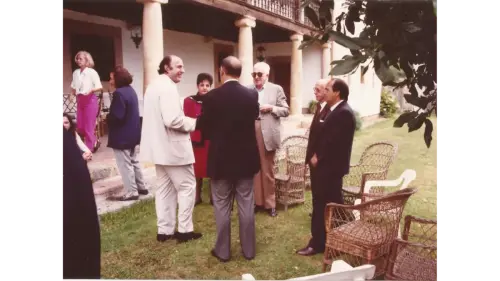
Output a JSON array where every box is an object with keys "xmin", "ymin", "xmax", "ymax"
[
  {"xmin": 322, "ymin": 42, "xmax": 331, "ymax": 49},
  {"xmin": 235, "ymin": 15, "xmax": 256, "ymax": 28},
  {"xmin": 290, "ymin": 33, "xmax": 303, "ymax": 41},
  {"xmin": 137, "ymin": 0, "xmax": 168, "ymax": 4}
]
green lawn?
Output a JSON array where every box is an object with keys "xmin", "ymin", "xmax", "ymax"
[{"xmin": 99, "ymin": 118, "xmax": 437, "ymax": 279}]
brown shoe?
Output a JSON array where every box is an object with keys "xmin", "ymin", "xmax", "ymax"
[{"xmin": 296, "ymin": 246, "xmax": 319, "ymax": 256}]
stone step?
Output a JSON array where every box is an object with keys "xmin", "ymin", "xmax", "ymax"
[
  {"xmin": 93, "ymin": 166, "xmax": 157, "ymax": 215},
  {"xmin": 88, "ymin": 159, "xmax": 154, "ymax": 183},
  {"xmin": 93, "ymin": 166, "xmax": 156, "ymax": 197},
  {"xmin": 95, "ymin": 191, "xmax": 154, "ymax": 215}
]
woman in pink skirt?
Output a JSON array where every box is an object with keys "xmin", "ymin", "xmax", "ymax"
[{"xmin": 71, "ymin": 51, "xmax": 103, "ymax": 152}]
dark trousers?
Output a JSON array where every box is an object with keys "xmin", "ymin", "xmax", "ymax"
[{"xmin": 308, "ymin": 165, "xmax": 344, "ymax": 252}]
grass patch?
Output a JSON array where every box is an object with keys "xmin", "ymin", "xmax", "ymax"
[{"xmin": 99, "ymin": 118, "xmax": 436, "ymax": 279}]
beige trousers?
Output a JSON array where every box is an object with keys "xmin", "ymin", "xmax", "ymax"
[
  {"xmin": 154, "ymin": 164, "xmax": 196, "ymax": 235},
  {"xmin": 253, "ymin": 121, "xmax": 276, "ymax": 209}
]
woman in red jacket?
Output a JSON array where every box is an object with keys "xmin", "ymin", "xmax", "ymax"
[{"xmin": 184, "ymin": 73, "xmax": 213, "ymax": 205}]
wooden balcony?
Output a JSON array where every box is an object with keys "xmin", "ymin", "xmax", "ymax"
[{"xmin": 229, "ymin": 0, "xmax": 319, "ymax": 29}]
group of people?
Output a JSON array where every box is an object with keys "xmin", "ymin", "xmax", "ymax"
[
  {"xmin": 139, "ymin": 55, "xmax": 291, "ymax": 260},
  {"xmin": 63, "ymin": 49, "xmax": 356, "ymax": 278}
]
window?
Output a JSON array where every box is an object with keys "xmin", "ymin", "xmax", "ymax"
[{"xmin": 70, "ymin": 33, "xmax": 115, "ymax": 81}]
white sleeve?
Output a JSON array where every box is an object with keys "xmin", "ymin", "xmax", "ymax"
[
  {"xmin": 158, "ymin": 84, "xmax": 196, "ymax": 132},
  {"xmin": 91, "ymin": 69, "xmax": 103, "ymax": 90}
]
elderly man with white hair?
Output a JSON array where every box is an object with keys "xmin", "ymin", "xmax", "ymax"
[{"xmin": 248, "ymin": 61, "xmax": 290, "ymax": 217}]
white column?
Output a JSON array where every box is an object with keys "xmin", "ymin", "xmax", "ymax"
[
  {"xmin": 139, "ymin": 0, "xmax": 168, "ymax": 94},
  {"xmin": 321, "ymin": 43, "xmax": 331, "ymax": 78},
  {"xmin": 234, "ymin": 15, "xmax": 256, "ymax": 86},
  {"xmin": 290, "ymin": 33, "xmax": 304, "ymax": 116}
]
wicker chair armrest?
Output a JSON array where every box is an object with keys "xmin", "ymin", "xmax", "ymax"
[
  {"xmin": 324, "ymin": 202, "xmax": 360, "ymax": 232},
  {"xmin": 404, "ymin": 215, "xmax": 437, "ymax": 226},
  {"xmin": 391, "ymin": 238, "xmax": 437, "ymax": 251}
]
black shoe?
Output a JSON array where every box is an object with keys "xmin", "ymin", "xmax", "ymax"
[
  {"xmin": 157, "ymin": 233, "xmax": 175, "ymax": 242},
  {"xmin": 254, "ymin": 205, "xmax": 263, "ymax": 213},
  {"xmin": 176, "ymin": 231, "xmax": 203, "ymax": 243},
  {"xmin": 138, "ymin": 189, "xmax": 149, "ymax": 195},
  {"xmin": 211, "ymin": 249, "xmax": 230, "ymax": 263}
]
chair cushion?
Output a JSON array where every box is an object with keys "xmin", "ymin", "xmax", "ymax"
[{"xmin": 328, "ymin": 220, "xmax": 390, "ymax": 247}]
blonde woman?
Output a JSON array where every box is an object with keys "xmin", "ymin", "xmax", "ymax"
[{"xmin": 71, "ymin": 51, "xmax": 103, "ymax": 152}]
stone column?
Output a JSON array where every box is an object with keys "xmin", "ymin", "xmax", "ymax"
[
  {"xmin": 139, "ymin": 0, "xmax": 168, "ymax": 94},
  {"xmin": 321, "ymin": 43, "xmax": 331, "ymax": 78},
  {"xmin": 235, "ymin": 16, "xmax": 256, "ymax": 85},
  {"xmin": 290, "ymin": 33, "xmax": 303, "ymax": 116}
]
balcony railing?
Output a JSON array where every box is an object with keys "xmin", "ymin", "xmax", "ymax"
[{"xmin": 231, "ymin": 0, "xmax": 319, "ymax": 28}]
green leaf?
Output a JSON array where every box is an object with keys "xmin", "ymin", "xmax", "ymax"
[
  {"xmin": 404, "ymin": 94, "xmax": 429, "ymax": 109},
  {"xmin": 305, "ymin": 6, "xmax": 321, "ymax": 29},
  {"xmin": 319, "ymin": 0, "xmax": 334, "ymax": 23},
  {"xmin": 329, "ymin": 56, "xmax": 363, "ymax": 76},
  {"xmin": 393, "ymin": 111, "xmax": 417, "ymax": 128},
  {"xmin": 374, "ymin": 52, "xmax": 407, "ymax": 85},
  {"xmin": 345, "ymin": 16, "xmax": 355, "ymax": 34},
  {"xmin": 361, "ymin": 65, "xmax": 369, "ymax": 77},
  {"xmin": 350, "ymin": 49, "xmax": 362, "ymax": 56},
  {"xmin": 327, "ymin": 30, "xmax": 370, "ymax": 50},
  {"xmin": 408, "ymin": 114, "xmax": 426, "ymax": 133},
  {"xmin": 424, "ymin": 119, "xmax": 433, "ymax": 148},
  {"xmin": 401, "ymin": 60, "xmax": 414, "ymax": 80}
]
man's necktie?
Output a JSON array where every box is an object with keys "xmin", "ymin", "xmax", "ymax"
[{"xmin": 319, "ymin": 106, "xmax": 331, "ymax": 121}]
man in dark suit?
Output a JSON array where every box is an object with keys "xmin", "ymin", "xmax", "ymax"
[
  {"xmin": 63, "ymin": 128, "xmax": 100, "ymax": 279},
  {"xmin": 305, "ymin": 78, "xmax": 330, "ymax": 218},
  {"xmin": 196, "ymin": 56, "xmax": 260, "ymax": 262},
  {"xmin": 305, "ymin": 78, "xmax": 330, "ymax": 166},
  {"xmin": 106, "ymin": 66, "xmax": 147, "ymax": 201},
  {"xmin": 297, "ymin": 78, "xmax": 356, "ymax": 256}
]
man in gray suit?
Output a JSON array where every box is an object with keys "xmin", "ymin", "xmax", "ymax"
[
  {"xmin": 196, "ymin": 56, "xmax": 260, "ymax": 262},
  {"xmin": 249, "ymin": 62, "xmax": 290, "ymax": 217}
]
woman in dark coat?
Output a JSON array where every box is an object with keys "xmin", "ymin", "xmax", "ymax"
[
  {"xmin": 63, "ymin": 127, "xmax": 101, "ymax": 279},
  {"xmin": 183, "ymin": 73, "xmax": 213, "ymax": 205}
]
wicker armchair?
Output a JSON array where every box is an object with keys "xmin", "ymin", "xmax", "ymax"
[
  {"xmin": 385, "ymin": 215, "xmax": 437, "ymax": 281},
  {"xmin": 342, "ymin": 141, "xmax": 398, "ymax": 205},
  {"xmin": 274, "ymin": 135, "xmax": 308, "ymax": 211},
  {"xmin": 304, "ymin": 128, "xmax": 312, "ymax": 189},
  {"xmin": 322, "ymin": 187, "xmax": 417, "ymax": 277}
]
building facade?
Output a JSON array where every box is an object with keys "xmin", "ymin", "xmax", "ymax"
[{"xmin": 63, "ymin": 0, "xmax": 382, "ymax": 118}]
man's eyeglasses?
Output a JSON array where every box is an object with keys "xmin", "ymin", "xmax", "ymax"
[{"xmin": 251, "ymin": 72, "xmax": 264, "ymax": 78}]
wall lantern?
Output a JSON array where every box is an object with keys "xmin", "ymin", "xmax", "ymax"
[
  {"xmin": 257, "ymin": 46, "xmax": 266, "ymax": 62},
  {"xmin": 130, "ymin": 25, "xmax": 142, "ymax": 49}
]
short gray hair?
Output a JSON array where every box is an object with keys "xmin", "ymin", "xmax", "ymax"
[{"xmin": 253, "ymin": 62, "xmax": 270, "ymax": 74}]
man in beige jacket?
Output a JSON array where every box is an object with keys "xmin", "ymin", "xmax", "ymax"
[
  {"xmin": 140, "ymin": 55, "xmax": 202, "ymax": 243},
  {"xmin": 249, "ymin": 62, "xmax": 290, "ymax": 217}
]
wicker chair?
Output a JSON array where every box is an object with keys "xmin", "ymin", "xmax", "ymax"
[
  {"xmin": 385, "ymin": 215, "xmax": 437, "ymax": 281},
  {"xmin": 304, "ymin": 128, "xmax": 311, "ymax": 189},
  {"xmin": 274, "ymin": 135, "xmax": 308, "ymax": 211},
  {"xmin": 322, "ymin": 187, "xmax": 417, "ymax": 278},
  {"xmin": 342, "ymin": 141, "xmax": 398, "ymax": 205}
]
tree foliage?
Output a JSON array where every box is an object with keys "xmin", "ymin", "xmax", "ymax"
[{"xmin": 300, "ymin": 0, "xmax": 437, "ymax": 147}]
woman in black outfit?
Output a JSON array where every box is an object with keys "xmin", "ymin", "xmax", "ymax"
[{"xmin": 63, "ymin": 127, "xmax": 101, "ymax": 279}]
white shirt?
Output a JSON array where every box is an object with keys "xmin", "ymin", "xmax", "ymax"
[
  {"xmin": 224, "ymin": 78, "xmax": 239, "ymax": 84},
  {"xmin": 319, "ymin": 101, "xmax": 327, "ymax": 111},
  {"xmin": 71, "ymin": 67, "xmax": 103, "ymax": 95},
  {"xmin": 330, "ymin": 100, "xmax": 344, "ymax": 112}
]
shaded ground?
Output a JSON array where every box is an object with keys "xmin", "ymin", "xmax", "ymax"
[{"xmin": 98, "ymin": 118, "xmax": 437, "ymax": 279}]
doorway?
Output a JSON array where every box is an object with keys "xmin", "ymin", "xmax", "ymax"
[
  {"xmin": 266, "ymin": 56, "xmax": 291, "ymax": 104},
  {"xmin": 213, "ymin": 43, "xmax": 236, "ymax": 87}
]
